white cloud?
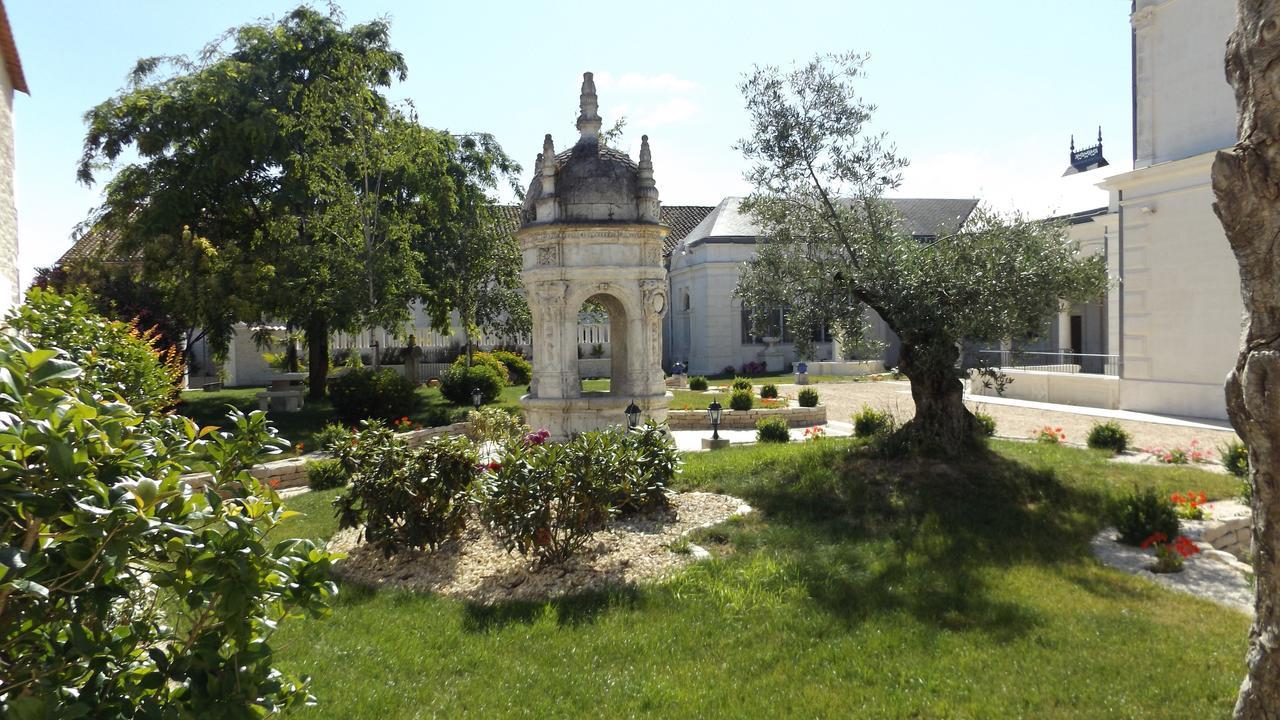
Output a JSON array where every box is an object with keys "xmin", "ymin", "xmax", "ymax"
[
  {"xmin": 594, "ymin": 72, "xmax": 699, "ymax": 94},
  {"xmin": 637, "ymin": 97, "xmax": 699, "ymax": 128}
]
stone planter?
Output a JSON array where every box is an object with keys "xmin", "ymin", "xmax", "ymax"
[{"xmin": 666, "ymin": 403, "xmax": 827, "ymax": 430}]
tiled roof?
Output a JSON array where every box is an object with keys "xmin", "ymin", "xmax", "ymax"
[
  {"xmin": 56, "ymin": 203, "xmax": 717, "ymax": 268},
  {"xmin": 0, "ymin": 1, "xmax": 26, "ymax": 95}
]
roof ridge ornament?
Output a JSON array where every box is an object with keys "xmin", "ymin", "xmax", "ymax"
[{"xmin": 576, "ymin": 71, "xmax": 602, "ymax": 143}]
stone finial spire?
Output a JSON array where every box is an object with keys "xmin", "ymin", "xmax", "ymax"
[
  {"xmin": 576, "ymin": 71, "xmax": 602, "ymax": 142},
  {"xmin": 533, "ymin": 151, "xmax": 544, "ymax": 175},
  {"xmin": 536, "ymin": 134, "xmax": 559, "ymax": 222},
  {"xmin": 637, "ymin": 134, "xmax": 660, "ymax": 222}
]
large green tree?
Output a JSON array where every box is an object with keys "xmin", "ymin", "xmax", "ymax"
[
  {"xmin": 77, "ymin": 7, "xmax": 520, "ymax": 398},
  {"xmin": 735, "ymin": 53, "xmax": 1105, "ymax": 454}
]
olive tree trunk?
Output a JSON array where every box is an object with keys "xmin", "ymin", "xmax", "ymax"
[
  {"xmin": 896, "ymin": 338, "xmax": 976, "ymax": 453},
  {"xmin": 1210, "ymin": 3, "xmax": 1280, "ymax": 716}
]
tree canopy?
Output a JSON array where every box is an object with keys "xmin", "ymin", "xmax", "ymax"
[
  {"xmin": 77, "ymin": 6, "xmax": 523, "ymax": 395},
  {"xmin": 735, "ymin": 52, "xmax": 1106, "ymax": 453}
]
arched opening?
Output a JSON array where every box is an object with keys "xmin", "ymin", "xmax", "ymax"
[{"xmin": 578, "ymin": 293, "xmax": 629, "ymax": 396}]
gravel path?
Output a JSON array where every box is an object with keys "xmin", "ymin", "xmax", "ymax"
[
  {"xmin": 328, "ymin": 492, "xmax": 751, "ymax": 605},
  {"xmin": 788, "ymin": 380, "xmax": 1239, "ymax": 452}
]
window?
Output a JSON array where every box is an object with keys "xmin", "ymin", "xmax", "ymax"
[{"xmin": 741, "ymin": 307, "xmax": 784, "ymax": 345}]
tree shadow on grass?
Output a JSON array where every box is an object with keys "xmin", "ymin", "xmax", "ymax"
[{"xmin": 714, "ymin": 444, "xmax": 1109, "ymax": 643}]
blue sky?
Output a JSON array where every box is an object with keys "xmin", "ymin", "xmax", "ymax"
[{"xmin": 7, "ymin": 0, "xmax": 1132, "ymax": 287}]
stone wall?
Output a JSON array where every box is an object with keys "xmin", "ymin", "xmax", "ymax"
[
  {"xmin": 667, "ymin": 404, "xmax": 827, "ymax": 430},
  {"xmin": 180, "ymin": 422, "xmax": 472, "ymax": 491}
]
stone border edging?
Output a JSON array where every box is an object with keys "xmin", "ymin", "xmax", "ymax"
[{"xmin": 666, "ymin": 404, "xmax": 827, "ymax": 430}]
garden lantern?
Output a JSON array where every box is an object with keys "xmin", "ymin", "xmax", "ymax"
[
  {"xmin": 471, "ymin": 387, "xmax": 483, "ymax": 410},
  {"xmin": 624, "ymin": 399, "xmax": 642, "ymax": 430},
  {"xmin": 707, "ymin": 396, "xmax": 723, "ymax": 440}
]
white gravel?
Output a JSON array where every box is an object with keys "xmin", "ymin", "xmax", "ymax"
[
  {"xmin": 328, "ymin": 491, "xmax": 751, "ymax": 605},
  {"xmin": 1090, "ymin": 528, "xmax": 1253, "ymax": 614}
]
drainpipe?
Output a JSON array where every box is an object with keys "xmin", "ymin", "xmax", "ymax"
[{"xmin": 1117, "ymin": 190, "xmax": 1125, "ymax": 379}]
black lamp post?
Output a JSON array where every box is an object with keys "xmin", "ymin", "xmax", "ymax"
[
  {"xmin": 471, "ymin": 387, "xmax": 483, "ymax": 410},
  {"xmin": 707, "ymin": 396, "xmax": 723, "ymax": 440},
  {"xmin": 624, "ymin": 399, "xmax": 642, "ymax": 430}
]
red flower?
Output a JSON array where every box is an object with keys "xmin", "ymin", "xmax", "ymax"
[
  {"xmin": 1140, "ymin": 532, "xmax": 1168, "ymax": 549},
  {"xmin": 487, "ymin": 460, "xmax": 502, "ymax": 471}
]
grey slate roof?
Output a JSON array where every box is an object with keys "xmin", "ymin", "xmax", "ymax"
[{"xmin": 680, "ymin": 197, "xmax": 979, "ymax": 248}]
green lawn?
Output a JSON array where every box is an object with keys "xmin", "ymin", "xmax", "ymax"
[
  {"xmin": 177, "ymin": 384, "xmax": 526, "ymax": 454},
  {"xmin": 270, "ymin": 439, "xmax": 1249, "ymax": 718}
]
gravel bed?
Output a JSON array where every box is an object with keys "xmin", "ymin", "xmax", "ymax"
[
  {"xmin": 328, "ymin": 491, "xmax": 751, "ymax": 605},
  {"xmin": 1090, "ymin": 528, "xmax": 1253, "ymax": 614}
]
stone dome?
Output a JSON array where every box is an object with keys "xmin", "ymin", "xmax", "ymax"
[{"xmin": 521, "ymin": 72, "xmax": 660, "ymax": 227}]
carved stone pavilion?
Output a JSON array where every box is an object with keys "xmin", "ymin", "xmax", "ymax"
[{"xmin": 518, "ymin": 72, "xmax": 670, "ymax": 439}]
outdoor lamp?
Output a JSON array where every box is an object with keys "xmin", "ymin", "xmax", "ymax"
[
  {"xmin": 625, "ymin": 399, "xmax": 642, "ymax": 430},
  {"xmin": 707, "ymin": 396, "xmax": 723, "ymax": 440},
  {"xmin": 471, "ymin": 387, "xmax": 483, "ymax": 410}
]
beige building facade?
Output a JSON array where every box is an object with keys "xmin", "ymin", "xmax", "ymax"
[{"xmin": 0, "ymin": 2, "xmax": 26, "ymax": 314}]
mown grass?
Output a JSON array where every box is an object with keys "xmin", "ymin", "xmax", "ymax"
[
  {"xmin": 271, "ymin": 439, "xmax": 1248, "ymax": 718},
  {"xmin": 177, "ymin": 384, "xmax": 526, "ymax": 455}
]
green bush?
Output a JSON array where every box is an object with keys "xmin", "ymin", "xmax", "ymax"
[
  {"xmin": 618, "ymin": 421, "xmax": 680, "ymax": 515},
  {"xmin": 328, "ymin": 367, "xmax": 419, "ymax": 424},
  {"xmin": 451, "ymin": 351, "xmax": 510, "ymax": 385},
  {"xmin": 853, "ymin": 405, "xmax": 894, "ymax": 438},
  {"xmin": 314, "ymin": 422, "xmax": 354, "ymax": 453},
  {"xmin": 489, "ymin": 350, "xmax": 531, "ymax": 386},
  {"xmin": 731, "ymin": 377, "xmax": 753, "ymax": 392},
  {"xmin": 0, "ymin": 334, "xmax": 334, "ymax": 715},
  {"xmin": 730, "ymin": 388, "xmax": 754, "ymax": 411},
  {"xmin": 1222, "ymin": 440, "xmax": 1249, "ymax": 478},
  {"xmin": 467, "ymin": 406, "xmax": 530, "ymax": 446},
  {"xmin": 8, "ymin": 287, "xmax": 184, "ymax": 413},
  {"xmin": 756, "ymin": 417, "xmax": 791, "ymax": 443},
  {"xmin": 1087, "ymin": 421, "xmax": 1132, "ymax": 453},
  {"xmin": 334, "ymin": 424, "xmax": 480, "ymax": 556},
  {"xmin": 1112, "ymin": 486, "xmax": 1180, "ymax": 546},
  {"xmin": 688, "ymin": 375, "xmax": 709, "ymax": 391},
  {"xmin": 440, "ymin": 362, "xmax": 504, "ymax": 406},
  {"xmin": 798, "ymin": 388, "xmax": 820, "ymax": 407},
  {"xmin": 307, "ymin": 458, "xmax": 349, "ymax": 490},
  {"xmin": 974, "ymin": 412, "xmax": 997, "ymax": 437},
  {"xmin": 760, "ymin": 383, "xmax": 779, "ymax": 399}
]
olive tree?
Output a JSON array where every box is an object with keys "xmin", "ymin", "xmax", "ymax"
[
  {"xmin": 735, "ymin": 52, "xmax": 1106, "ymax": 453},
  {"xmin": 1210, "ymin": 1, "xmax": 1280, "ymax": 715}
]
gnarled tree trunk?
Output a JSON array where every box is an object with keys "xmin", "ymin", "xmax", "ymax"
[
  {"xmin": 305, "ymin": 315, "xmax": 330, "ymax": 401},
  {"xmin": 896, "ymin": 338, "xmax": 976, "ymax": 454},
  {"xmin": 1210, "ymin": 3, "xmax": 1280, "ymax": 717}
]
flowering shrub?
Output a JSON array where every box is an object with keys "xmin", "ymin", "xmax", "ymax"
[
  {"xmin": 392, "ymin": 416, "xmax": 420, "ymax": 432},
  {"xmin": 740, "ymin": 361, "xmax": 767, "ymax": 375},
  {"xmin": 1143, "ymin": 439, "xmax": 1212, "ymax": 464},
  {"xmin": 1141, "ymin": 532, "xmax": 1201, "ymax": 573},
  {"xmin": 1033, "ymin": 425, "xmax": 1066, "ymax": 444},
  {"xmin": 467, "ymin": 406, "xmax": 530, "ymax": 446},
  {"xmin": 760, "ymin": 383, "xmax": 779, "ymax": 399},
  {"xmin": 333, "ymin": 423, "xmax": 480, "ymax": 556},
  {"xmin": 523, "ymin": 427, "xmax": 551, "ymax": 446},
  {"xmin": 803, "ymin": 426, "xmax": 826, "ymax": 442},
  {"xmin": 1171, "ymin": 490, "xmax": 1208, "ymax": 520},
  {"xmin": 1112, "ymin": 486, "xmax": 1180, "ymax": 545}
]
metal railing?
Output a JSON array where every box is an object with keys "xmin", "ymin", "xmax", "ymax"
[{"xmin": 976, "ymin": 350, "xmax": 1118, "ymax": 376}]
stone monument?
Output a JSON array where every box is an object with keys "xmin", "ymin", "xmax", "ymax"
[{"xmin": 518, "ymin": 72, "xmax": 671, "ymax": 439}]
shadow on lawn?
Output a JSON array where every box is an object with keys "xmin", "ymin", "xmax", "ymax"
[
  {"xmin": 692, "ymin": 443, "xmax": 1108, "ymax": 643},
  {"xmin": 460, "ymin": 586, "xmax": 643, "ymax": 633}
]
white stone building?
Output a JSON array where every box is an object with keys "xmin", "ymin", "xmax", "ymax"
[{"xmin": 0, "ymin": 1, "xmax": 26, "ymax": 313}]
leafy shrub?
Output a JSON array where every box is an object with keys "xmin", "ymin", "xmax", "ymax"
[
  {"xmin": 334, "ymin": 424, "xmax": 479, "ymax": 556},
  {"xmin": 853, "ymin": 405, "xmax": 894, "ymax": 438},
  {"xmin": 756, "ymin": 417, "xmax": 790, "ymax": 443},
  {"xmin": 1221, "ymin": 440, "xmax": 1249, "ymax": 478},
  {"xmin": 688, "ymin": 375, "xmax": 709, "ymax": 391},
  {"xmin": 451, "ymin": 351, "xmax": 510, "ymax": 385},
  {"xmin": 307, "ymin": 458, "xmax": 348, "ymax": 490},
  {"xmin": 722, "ymin": 365, "xmax": 736, "ymax": 375},
  {"xmin": 467, "ymin": 406, "xmax": 530, "ymax": 446},
  {"xmin": 1087, "ymin": 421, "xmax": 1131, "ymax": 453},
  {"xmin": 328, "ymin": 367, "xmax": 419, "ymax": 424},
  {"xmin": 1112, "ymin": 486, "xmax": 1180, "ymax": 546},
  {"xmin": 489, "ymin": 350, "xmax": 531, "ymax": 386},
  {"xmin": 731, "ymin": 377, "xmax": 753, "ymax": 392},
  {"xmin": 798, "ymin": 388, "xmax": 820, "ymax": 407},
  {"xmin": 760, "ymin": 383, "xmax": 779, "ymax": 399},
  {"xmin": 440, "ymin": 362, "xmax": 504, "ymax": 406},
  {"xmin": 0, "ymin": 334, "xmax": 334, "ymax": 715},
  {"xmin": 974, "ymin": 412, "xmax": 997, "ymax": 437},
  {"xmin": 8, "ymin": 287, "xmax": 183, "ymax": 413},
  {"xmin": 314, "ymin": 422, "xmax": 354, "ymax": 453},
  {"xmin": 615, "ymin": 421, "xmax": 680, "ymax": 514},
  {"xmin": 730, "ymin": 389, "xmax": 754, "ymax": 411},
  {"xmin": 1033, "ymin": 425, "xmax": 1065, "ymax": 444}
]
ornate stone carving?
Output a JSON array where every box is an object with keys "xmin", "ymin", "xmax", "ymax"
[{"xmin": 536, "ymin": 245, "xmax": 560, "ymax": 267}]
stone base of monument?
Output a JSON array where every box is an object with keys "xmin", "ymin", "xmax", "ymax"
[
  {"xmin": 701, "ymin": 437, "xmax": 731, "ymax": 450},
  {"xmin": 522, "ymin": 392, "xmax": 671, "ymax": 441},
  {"xmin": 794, "ymin": 372, "xmax": 809, "ymax": 385}
]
